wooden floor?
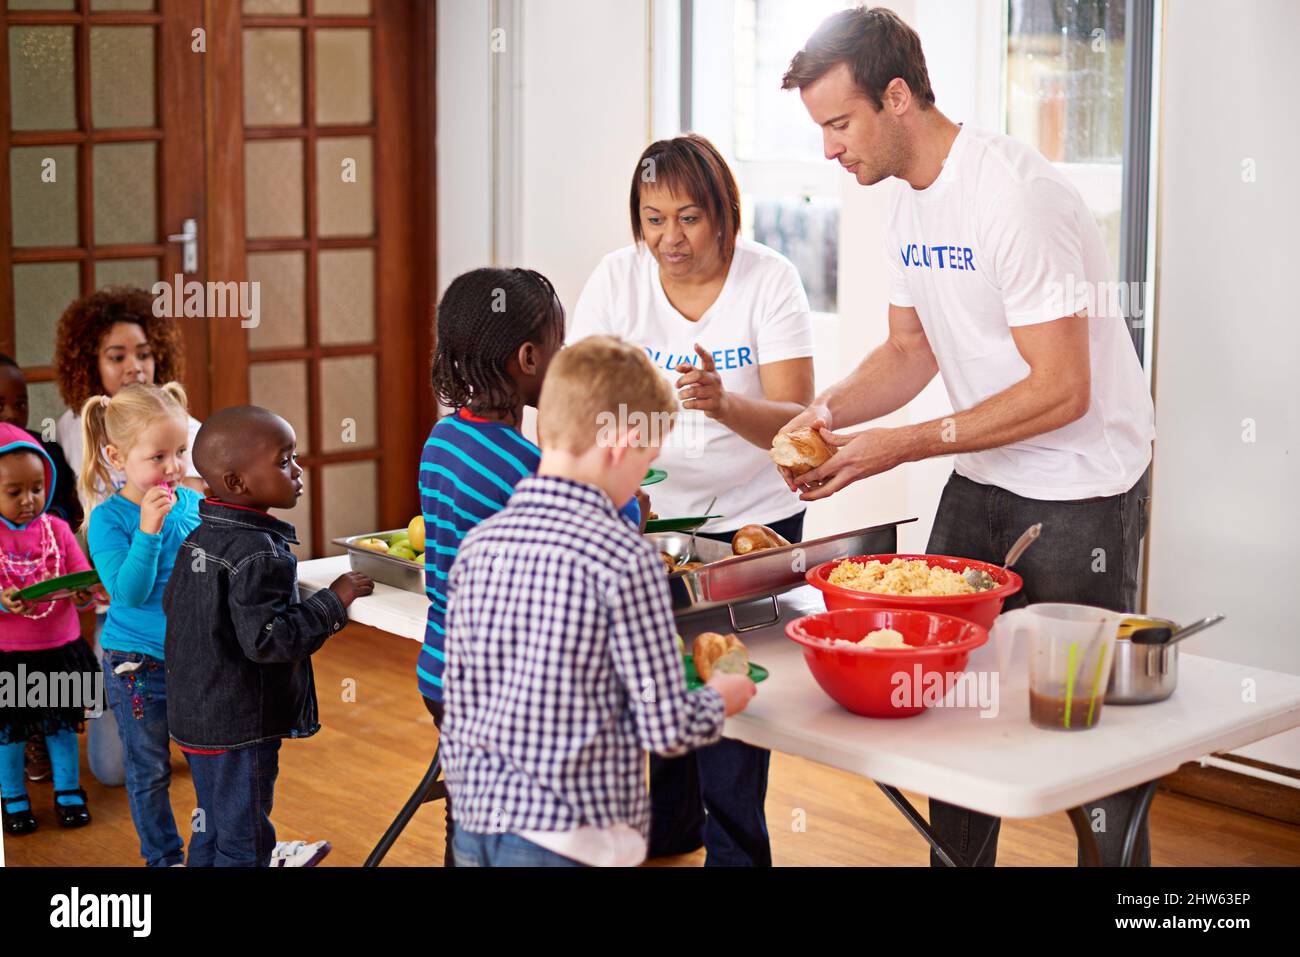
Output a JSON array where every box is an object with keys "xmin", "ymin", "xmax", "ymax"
[{"xmin": 6, "ymin": 623, "xmax": 1300, "ymax": 867}]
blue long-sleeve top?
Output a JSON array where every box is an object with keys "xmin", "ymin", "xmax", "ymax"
[
  {"xmin": 417, "ymin": 410, "xmax": 640, "ymax": 701},
  {"xmin": 87, "ymin": 487, "xmax": 201, "ymax": 660}
]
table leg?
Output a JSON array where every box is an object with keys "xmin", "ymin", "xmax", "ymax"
[
  {"xmin": 876, "ymin": 783, "xmax": 964, "ymax": 867},
  {"xmin": 1120, "ymin": 780, "xmax": 1158, "ymax": 867},
  {"xmin": 1067, "ymin": 805, "xmax": 1103, "ymax": 866}
]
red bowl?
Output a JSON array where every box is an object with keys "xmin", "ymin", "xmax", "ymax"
[
  {"xmin": 806, "ymin": 554, "xmax": 1022, "ymax": 630},
  {"xmin": 785, "ymin": 608, "xmax": 989, "ymax": 718}
]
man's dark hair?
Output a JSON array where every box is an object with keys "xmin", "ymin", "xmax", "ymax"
[
  {"xmin": 430, "ymin": 267, "xmax": 563, "ymax": 417},
  {"xmin": 781, "ymin": 5, "xmax": 935, "ymax": 111}
]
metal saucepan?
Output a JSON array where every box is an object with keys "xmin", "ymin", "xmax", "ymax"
[{"xmin": 1106, "ymin": 615, "xmax": 1180, "ymax": 704}]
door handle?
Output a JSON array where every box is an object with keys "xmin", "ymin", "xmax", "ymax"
[{"xmin": 167, "ymin": 218, "xmax": 198, "ymax": 274}]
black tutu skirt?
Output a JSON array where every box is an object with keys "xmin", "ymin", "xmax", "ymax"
[{"xmin": 0, "ymin": 638, "xmax": 101, "ymax": 745}]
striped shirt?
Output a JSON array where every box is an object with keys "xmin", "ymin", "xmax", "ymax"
[
  {"xmin": 441, "ymin": 475, "xmax": 725, "ymax": 840},
  {"xmin": 416, "ymin": 409, "xmax": 639, "ymax": 700}
]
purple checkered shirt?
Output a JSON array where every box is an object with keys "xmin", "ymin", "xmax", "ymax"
[{"xmin": 441, "ymin": 474, "xmax": 726, "ymax": 839}]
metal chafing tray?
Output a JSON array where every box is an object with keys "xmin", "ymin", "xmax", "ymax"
[
  {"xmin": 333, "ymin": 529, "xmax": 425, "ymax": 594},
  {"xmin": 650, "ymin": 519, "xmax": 916, "ymax": 632}
]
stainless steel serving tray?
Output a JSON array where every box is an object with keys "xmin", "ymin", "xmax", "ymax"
[
  {"xmin": 649, "ymin": 519, "xmax": 916, "ymax": 631},
  {"xmin": 332, "ymin": 529, "xmax": 425, "ymax": 594}
]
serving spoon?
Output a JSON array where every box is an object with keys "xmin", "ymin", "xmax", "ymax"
[{"xmin": 963, "ymin": 523, "xmax": 1041, "ymax": 592}]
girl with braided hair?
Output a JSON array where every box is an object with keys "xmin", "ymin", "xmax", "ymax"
[{"xmin": 417, "ymin": 266, "xmax": 644, "ymax": 865}]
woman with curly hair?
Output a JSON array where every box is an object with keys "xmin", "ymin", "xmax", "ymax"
[{"xmin": 53, "ymin": 287, "xmax": 205, "ymax": 500}]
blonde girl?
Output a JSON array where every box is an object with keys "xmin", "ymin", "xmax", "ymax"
[{"xmin": 82, "ymin": 382, "xmax": 201, "ymax": 867}]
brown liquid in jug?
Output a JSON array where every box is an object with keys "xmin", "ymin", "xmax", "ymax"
[{"xmin": 1029, "ymin": 688, "xmax": 1103, "ymax": 730}]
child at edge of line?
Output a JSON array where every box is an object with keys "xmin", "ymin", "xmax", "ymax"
[
  {"xmin": 81, "ymin": 382, "xmax": 200, "ymax": 866},
  {"xmin": 418, "ymin": 266, "xmax": 648, "ymax": 866},
  {"xmin": 0, "ymin": 423, "xmax": 99, "ymax": 835},
  {"xmin": 441, "ymin": 335, "xmax": 756, "ymax": 867},
  {"xmin": 162, "ymin": 405, "xmax": 372, "ymax": 867}
]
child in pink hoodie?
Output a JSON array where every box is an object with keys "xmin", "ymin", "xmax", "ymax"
[{"xmin": 0, "ymin": 422, "xmax": 100, "ymax": 835}]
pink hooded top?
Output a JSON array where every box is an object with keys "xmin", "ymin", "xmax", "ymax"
[{"xmin": 0, "ymin": 422, "xmax": 93, "ymax": 652}]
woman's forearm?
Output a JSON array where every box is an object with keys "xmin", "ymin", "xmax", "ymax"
[{"xmin": 717, "ymin": 393, "xmax": 809, "ymax": 449}]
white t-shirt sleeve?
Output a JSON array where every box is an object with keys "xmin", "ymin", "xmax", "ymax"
[
  {"xmin": 186, "ymin": 415, "xmax": 202, "ymax": 479},
  {"xmin": 985, "ymin": 176, "xmax": 1090, "ymax": 327},
  {"xmin": 753, "ymin": 260, "xmax": 815, "ymax": 365},
  {"xmin": 568, "ymin": 257, "xmax": 616, "ymax": 345},
  {"xmin": 885, "ymin": 226, "xmax": 915, "ymax": 308}
]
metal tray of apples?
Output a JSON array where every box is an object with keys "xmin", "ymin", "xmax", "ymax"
[{"xmin": 332, "ymin": 527, "xmax": 426, "ymax": 595}]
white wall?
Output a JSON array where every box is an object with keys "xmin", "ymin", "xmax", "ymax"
[
  {"xmin": 1146, "ymin": 0, "xmax": 1300, "ymax": 769},
  {"xmin": 437, "ymin": 0, "xmax": 650, "ymax": 433}
]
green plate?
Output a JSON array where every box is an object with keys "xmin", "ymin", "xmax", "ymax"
[
  {"xmin": 14, "ymin": 569, "xmax": 101, "ymax": 603},
  {"xmin": 683, "ymin": 655, "xmax": 769, "ymax": 691},
  {"xmin": 644, "ymin": 514, "xmax": 723, "ymax": 534},
  {"xmin": 641, "ymin": 468, "xmax": 667, "ymax": 487}
]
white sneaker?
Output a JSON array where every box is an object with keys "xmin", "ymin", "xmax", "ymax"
[{"xmin": 269, "ymin": 839, "xmax": 332, "ymax": 867}]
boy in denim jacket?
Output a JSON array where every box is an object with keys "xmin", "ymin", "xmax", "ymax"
[{"xmin": 163, "ymin": 406, "xmax": 372, "ymax": 866}]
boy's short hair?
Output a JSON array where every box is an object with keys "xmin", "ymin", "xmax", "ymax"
[{"xmin": 538, "ymin": 336, "xmax": 676, "ymax": 455}]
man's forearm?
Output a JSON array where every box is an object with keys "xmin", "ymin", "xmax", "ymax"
[
  {"xmin": 820, "ymin": 338, "xmax": 938, "ymax": 427},
  {"xmin": 890, "ymin": 373, "xmax": 1087, "ymax": 464}
]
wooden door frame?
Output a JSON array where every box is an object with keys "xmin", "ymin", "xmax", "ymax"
[
  {"xmin": 204, "ymin": 0, "xmax": 435, "ymax": 545},
  {"xmin": 0, "ymin": 0, "xmax": 208, "ymax": 415}
]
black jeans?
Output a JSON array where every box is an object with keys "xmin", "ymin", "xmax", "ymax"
[
  {"xmin": 925, "ymin": 470, "xmax": 1152, "ymax": 866},
  {"xmin": 647, "ymin": 509, "xmax": 804, "ymax": 866},
  {"xmin": 422, "ymin": 695, "xmax": 456, "ymax": 868}
]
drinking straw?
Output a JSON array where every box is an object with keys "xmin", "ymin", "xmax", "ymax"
[
  {"xmin": 1064, "ymin": 641, "xmax": 1078, "ymax": 729},
  {"xmin": 1085, "ymin": 636, "xmax": 1109, "ymax": 727}
]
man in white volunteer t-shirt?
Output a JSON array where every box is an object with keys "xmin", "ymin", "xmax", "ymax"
[{"xmin": 779, "ymin": 7, "xmax": 1156, "ymax": 867}]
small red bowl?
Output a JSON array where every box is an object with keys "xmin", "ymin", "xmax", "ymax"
[
  {"xmin": 785, "ymin": 608, "xmax": 989, "ymax": 718},
  {"xmin": 806, "ymin": 554, "xmax": 1022, "ymax": 630}
]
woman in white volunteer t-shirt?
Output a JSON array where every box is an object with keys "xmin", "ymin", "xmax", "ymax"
[
  {"xmin": 570, "ymin": 134, "xmax": 815, "ymax": 544},
  {"xmin": 570, "ymin": 133, "xmax": 814, "ymax": 867}
]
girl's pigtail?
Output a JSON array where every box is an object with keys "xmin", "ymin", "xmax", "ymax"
[{"xmin": 77, "ymin": 395, "xmax": 113, "ymax": 533}]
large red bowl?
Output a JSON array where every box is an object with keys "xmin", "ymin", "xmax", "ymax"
[
  {"xmin": 785, "ymin": 608, "xmax": 989, "ymax": 718},
  {"xmin": 806, "ymin": 554, "xmax": 1022, "ymax": 630}
]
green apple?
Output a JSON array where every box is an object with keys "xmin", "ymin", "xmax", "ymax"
[
  {"xmin": 355, "ymin": 537, "xmax": 389, "ymax": 554},
  {"xmin": 389, "ymin": 543, "xmax": 417, "ymax": 562}
]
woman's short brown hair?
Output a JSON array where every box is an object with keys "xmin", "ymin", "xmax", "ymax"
[
  {"xmin": 781, "ymin": 5, "xmax": 935, "ymax": 110},
  {"xmin": 629, "ymin": 134, "xmax": 741, "ymax": 264}
]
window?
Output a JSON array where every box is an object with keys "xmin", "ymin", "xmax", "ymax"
[
  {"xmin": 1005, "ymin": 0, "xmax": 1127, "ymax": 278},
  {"xmin": 667, "ymin": 0, "xmax": 849, "ymax": 314}
]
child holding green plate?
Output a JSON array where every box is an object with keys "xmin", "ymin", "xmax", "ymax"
[{"xmin": 0, "ymin": 423, "xmax": 100, "ymax": 836}]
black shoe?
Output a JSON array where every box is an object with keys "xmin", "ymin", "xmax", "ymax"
[
  {"xmin": 2, "ymin": 798, "xmax": 38, "ymax": 835},
  {"xmin": 53, "ymin": 788, "xmax": 91, "ymax": 828}
]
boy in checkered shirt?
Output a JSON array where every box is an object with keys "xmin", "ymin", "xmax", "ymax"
[{"xmin": 440, "ymin": 335, "xmax": 756, "ymax": 867}]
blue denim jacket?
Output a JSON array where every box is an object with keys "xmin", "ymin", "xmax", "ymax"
[{"xmin": 162, "ymin": 499, "xmax": 348, "ymax": 749}]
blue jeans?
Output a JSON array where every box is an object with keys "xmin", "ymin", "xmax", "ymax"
[
  {"xmin": 452, "ymin": 830, "xmax": 586, "ymax": 867},
  {"xmin": 102, "ymin": 648, "xmax": 183, "ymax": 867},
  {"xmin": 925, "ymin": 470, "xmax": 1153, "ymax": 866},
  {"xmin": 184, "ymin": 739, "xmax": 281, "ymax": 867},
  {"xmin": 87, "ymin": 617, "xmax": 125, "ymax": 787}
]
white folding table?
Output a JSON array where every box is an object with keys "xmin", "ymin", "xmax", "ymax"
[{"xmin": 298, "ymin": 555, "xmax": 1300, "ymax": 865}]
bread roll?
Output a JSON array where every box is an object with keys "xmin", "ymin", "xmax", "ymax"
[
  {"xmin": 769, "ymin": 427, "xmax": 833, "ymax": 476},
  {"xmin": 692, "ymin": 631, "xmax": 749, "ymax": 682},
  {"xmin": 731, "ymin": 524, "xmax": 790, "ymax": 555}
]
